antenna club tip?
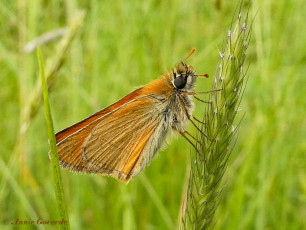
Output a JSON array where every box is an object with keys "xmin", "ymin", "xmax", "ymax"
[
  {"xmin": 183, "ymin": 48, "xmax": 196, "ymax": 62},
  {"xmin": 201, "ymin": 73, "xmax": 209, "ymax": 78},
  {"xmin": 190, "ymin": 48, "xmax": 196, "ymax": 55},
  {"xmin": 193, "ymin": 73, "xmax": 209, "ymax": 78}
]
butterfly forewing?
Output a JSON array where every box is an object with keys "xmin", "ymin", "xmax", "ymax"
[
  {"xmin": 57, "ymin": 95, "xmax": 162, "ymax": 182},
  {"xmin": 55, "ymin": 88, "xmax": 144, "ymax": 143}
]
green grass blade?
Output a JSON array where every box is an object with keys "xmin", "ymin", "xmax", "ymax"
[{"xmin": 37, "ymin": 46, "xmax": 70, "ymax": 230}]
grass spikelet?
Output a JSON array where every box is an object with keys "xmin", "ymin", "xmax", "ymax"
[{"xmin": 180, "ymin": 1, "xmax": 252, "ymax": 229}]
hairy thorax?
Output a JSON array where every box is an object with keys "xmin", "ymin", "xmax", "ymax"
[{"xmin": 168, "ymin": 92, "xmax": 194, "ymax": 132}]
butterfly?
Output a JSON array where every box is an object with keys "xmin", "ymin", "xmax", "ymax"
[{"xmin": 55, "ymin": 48, "xmax": 217, "ymax": 182}]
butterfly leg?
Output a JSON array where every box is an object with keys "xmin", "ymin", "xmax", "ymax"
[
  {"xmin": 180, "ymin": 89, "xmax": 222, "ymax": 96},
  {"xmin": 193, "ymin": 95, "xmax": 212, "ymax": 104},
  {"xmin": 177, "ymin": 95, "xmax": 214, "ymax": 142},
  {"xmin": 175, "ymin": 129, "xmax": 205, "ymax": 162},
  {"xmin": 182, "ymin": 89, "xmax": 221, "ymax": 104},
  {"xmin": 192, "ymin": 116, "xmax": 206, "ymax": 126}
]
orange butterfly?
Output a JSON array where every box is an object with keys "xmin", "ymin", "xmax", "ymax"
[{"xmin": 56, "ymin": 49, "xmax": 216, "ymax": 182}]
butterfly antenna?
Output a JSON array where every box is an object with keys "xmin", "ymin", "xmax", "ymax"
[
  {"xmin": 183, "ymin": 48, "xmax": 196, "ymax": 63},
  {"xmin": 194, "ymin": 73, "xmax": 209, "ymax": 78}
]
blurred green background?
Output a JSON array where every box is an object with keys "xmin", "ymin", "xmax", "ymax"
[{"xmin": 1, "ymin": 0, "xmax": 305, "ymax": 229}]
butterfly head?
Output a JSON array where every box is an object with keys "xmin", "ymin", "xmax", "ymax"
[
  {"xmin": 170, "ymin": 48, "xmax": 208, "ymax": 91},
  {"xmin": 172, "ymin": 62, "xmax": 196, "ymax": 90}
]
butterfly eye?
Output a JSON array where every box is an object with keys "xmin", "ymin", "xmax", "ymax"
[{"xmin": 174, "ymin": 75, "xmax": 187, "ymax": 89}]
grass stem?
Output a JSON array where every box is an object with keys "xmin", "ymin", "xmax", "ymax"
[{"xmin": 37, "ymin": 47, "xmax": 70, "ymax": 230}]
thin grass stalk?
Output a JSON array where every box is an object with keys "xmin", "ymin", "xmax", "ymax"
[
  {"xmin": 37, "ymin": 47, "xmax": 70, "ymax": 230},
  {"xmin": 180, "ymin": 1, "xmax": 252, "ymax": 229},
  {"xmin": 140, "ymin": 175, "xmax": 175, "ymax": 229}
]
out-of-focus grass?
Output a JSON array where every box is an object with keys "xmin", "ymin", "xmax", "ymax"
[{"xmin": 0, "ymin": 0, "xmax": 305, "ymax": 229}]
